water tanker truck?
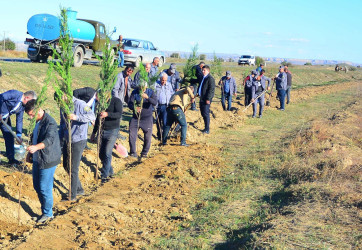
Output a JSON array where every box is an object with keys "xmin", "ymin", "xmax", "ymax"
[{"xmin": 24, "ymin": 9, "xmax": 118, "ymax": 67}]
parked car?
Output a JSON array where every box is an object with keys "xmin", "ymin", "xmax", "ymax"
[
  {"xmin": 122, "ymin": 38, "xmax": 165, "ymax": 67},
  {"xmin": 238, "ymin": 55, "xmax": 255, "ymax": 66}
]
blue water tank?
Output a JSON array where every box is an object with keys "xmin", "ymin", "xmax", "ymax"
[
  {"xmin": 27, "ymin": 14, "xmax": 60, "ymax": 41},
  {"xmin": 27, "ymin": 10, "xmax": 96, "ymax": 42}
]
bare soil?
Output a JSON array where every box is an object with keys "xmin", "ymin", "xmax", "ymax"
[{"xmin": 0, "ymin": 80, "xmax": 359, "ymax": 249}]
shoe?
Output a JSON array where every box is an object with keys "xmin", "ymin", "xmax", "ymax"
[
  {"xmin": 101, "ymin": 177, "xmax": 109, "ymax": 184},
  {"xmin": 278, "ymin": 108, "xmax": 285, "ymax": 111},
  {"xmin": 258, "ymin": 115, "xmax": 262, "ymax": 118},
  {"xmin": 140, "ymin": 154, "xmax": 148, "ymax": 159},
  {"xmin": 190, "ymin": 108, "xmax": 198, "ymax": 111},
  {"xmin": 77, "ymin": 190, "xmax": 85, "ymax": 196},
  {"xmin": 202, "ymin": 130, "xmax": 210, "ymax": 134},
  {"xmin": 252, "ymin": 115, "xmax": 256, "ymax": 118},
  {"xmin": 8, "ymin": 159, "xmax": 22, "ymax": 165},
  {"xmin": 162, "ymin": 142, "xmax": 167, "ymax": 146},
  {"xmin": 180, "ymin": 143, "xmax": 189, "ymax": 147},
  {"xmin": 128, "ymin": 153, "xmax": 138, "ymax": 159},
  {"xmin": 37, "ymin": 214, "xmax": 53, "ymax": 224}
]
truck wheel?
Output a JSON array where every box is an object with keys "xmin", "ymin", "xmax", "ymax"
[
  {"xmin": 73, "ymin": 47, "xmax": 84, "ymax": 67},
  {"xmin": 134, "ymin": 56, "xmax": 142, "ymax": 67},
  {"xmin": 158, "ymin": 57, "xmax": 164, "ymax": 67}
]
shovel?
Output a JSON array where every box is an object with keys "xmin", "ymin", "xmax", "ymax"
[
  {"xmin": 242, "ymin": 90, "xmax": 267, "ymax": 112},
  {"xmin": 266, "ymin": 79, "xmax": 275, "ymax": 106}
]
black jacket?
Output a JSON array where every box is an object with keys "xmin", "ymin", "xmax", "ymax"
[
  {"xmin": 93, "ymin": 97, "xmax": 123, "ymax": 132},
  {"xmin": 198, "ymin": 74, "xmax": 215, "ymax": 103},
  {"xmin": 30, "ymin": 113, "xmax": 61, "ymax": 169},
  {"xmin": 128, "ymin": 88, "xmax": 158, "ymax": 120}
]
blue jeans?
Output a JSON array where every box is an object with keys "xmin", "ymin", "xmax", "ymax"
[
  {"xmin": 0, "ymin": 118, "xmax": 15, "ymax": 161},
  {"xmin": 156, "ymin": 104, "xmax": 167, "ymax": 140},
  {"xmin": 221, "ymin": 92, "xmax": 232, "ymax": 111},
  {"xmin": 32, "ymin": 164, "xmax": 57, "ymax": 217},
  {"xmin": 100, "ymin": 128, "xmax": 119, "ymax": 179},
  {"xmin": 118, "ymin": 51, "xmax": 124, "ymax": 67},
  {"xmin": 277, "ymin": 89, "xmax": 286, "ymax": 110},
  {"xmin": 163, "ymin": 106, "xmax": 187, "ymax": 144},
  {"xmin": 252, "ymin": 94, "xmax": 265, "ymax": 116},
  {"xmin": 286, "ymin": 86, "xmax": 291, "ymax": 104}
]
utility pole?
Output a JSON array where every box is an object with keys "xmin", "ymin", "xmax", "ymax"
[{"xmin": 3, "ymin": 31, "xmax": 5, "ymax": 51}]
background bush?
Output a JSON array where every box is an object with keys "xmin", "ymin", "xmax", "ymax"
[{"xmin": 0, "ymin": 38, "xmax": 16, "ymax": 50}]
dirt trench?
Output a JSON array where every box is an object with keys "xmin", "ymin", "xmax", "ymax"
[{"xmin": 0, "ymin": 80, "xmax": 359, "ymax": 248}]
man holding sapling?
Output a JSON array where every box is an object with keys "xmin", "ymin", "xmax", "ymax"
[
  {"xmin": 91, "ymin": 96, "xmax": 123, "ymax": 183},
  {"xmin": 25, "ymin": 99, "xmax": 61, "ymax": 223},
  {"xmin": 58, "ymin": 94, "xmax": 95, "ymax": 201},
  {"xmin": 190, "ymin": 61, "xmax": 205, "ymax": 111},
  {"xmin": 162, "ymin": 86, "xmax": 195, "ymax": 146},
  {"xmin": 0, "ymin": 90, "xmax": 37, "ymax": 164},
  {"xmin": 128, "ymin": 83, "xmax": 158, "ymax": 159},
  {"xmin": 112, "ymin": 65, "xmax": 135, "ymax": 105},
  {"xmin": 273, "ymin": 66, "xmax": 287, "ymax": 111},
  {"xmin": 133, "ymin": 63, "xmax": 152, "ymax": 88},
  {"xmin": 155, "ymin": 73, "xmax": 174, "ymax": 141}
]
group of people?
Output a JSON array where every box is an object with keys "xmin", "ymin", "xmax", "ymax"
[{"xmin": 0, "ymin": 58, "xmax": 293, "ymax": 224}]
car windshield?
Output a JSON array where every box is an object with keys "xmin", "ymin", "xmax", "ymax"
[
  {"xmin": 123, "ymin": 40, "xmax": 140, "ymax": 48},
  {"xmin": 241, "ymin": 55, "xmax": 251, "ymax": 59}
]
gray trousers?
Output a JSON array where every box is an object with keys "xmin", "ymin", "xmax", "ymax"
[{"xmin": 129, "ymin": 117, "xmax": 153, "ymax": 157}]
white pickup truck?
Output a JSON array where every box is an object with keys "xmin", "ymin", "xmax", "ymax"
[{"xmin": 238, "ymin": 55, "xmax": 255, "ymax": 66}]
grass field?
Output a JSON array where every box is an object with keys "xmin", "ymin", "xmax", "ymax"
[{"xmin": 0, "ymin": 58, "xmax": 361, "ymax": 248}]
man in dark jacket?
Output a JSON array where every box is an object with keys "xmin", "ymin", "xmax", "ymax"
[
  {"xmin": 274, "ymin": 67, "xmax": 288, "ymax": 111},
  {"xmin": 219, "ymin": 71, "xmax": 237, "ymax": 111},
  {"xmin": 91, "ymin": 97, "xmax": 123, "ymax": 183},
  {"xmin": 128, "ymin": 84, "xmax": 158, "ymax": 158},
  {"xmin": 251, "ymin": 69, "xmax": 271, "ymax": 118},
  {"xmin": 198, "ymin": 65, "xmax": 215, "ymax": 134},
  {"xmin": 190, "ymin": 61, "xmax": 205, "ymax": 110},
  {"xmin": 25, "ymin": 100, "xmax": 61, "ymax": 224},
  {"xmin": 112, "ymin": 66, "xmax": 134, "ymax": 105},
  {"xmin": 243, "ymin": 70, "xmax": 257, "ymax": 106},
  {"xmin": 0, "ymin": 90, "xmax": 37, "ymax": 164},
  {"xmin": 284, "ymin": 66, "xmax": 292, "ymax": 104}
]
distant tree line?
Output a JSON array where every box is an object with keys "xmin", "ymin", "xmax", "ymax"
[{"xmin": 0, "ymin": 38, "xmax": 16, "ymax": 50}]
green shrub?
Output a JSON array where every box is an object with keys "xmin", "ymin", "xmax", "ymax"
[
  {"xmin": 281, "ymin": 61, "xmax": 292, "ymax": 67},
  {"xmin": 170, "ymin": 53, "xmax": 180, "ymax": 58},
  {"xmin": 0, "ymin": 38, "xmax": 16, "ymax": 50},
  {"xmin": 199, "ymin": 54, "xmax": 206, "ymax": 60},
  {"xmin": 255, "ymin": 56, "xmax": 265, "ymax": 66},
  {"xmin": 304, "ymin": 62, "xmax": 312, "ymax": 66},
  {"xmin": 349, "ymin": 66, "xmax": 357, "ymax": 71}
]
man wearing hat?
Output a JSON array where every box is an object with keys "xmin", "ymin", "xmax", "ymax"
[
  {"xmin": 218, "ymin": 71, "xmax": 237, "ymax": 111},
  {"xmin": 160, "ymin": 63, "xmax": 181, "ymax": 92}
]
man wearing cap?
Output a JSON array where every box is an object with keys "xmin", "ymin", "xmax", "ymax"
[
  {"xmin": 0, "ymin": 90, "xmax": 37, "ymax": 164},
  {"xmin": 155, "ymin": 73, "xmax": 174, "ymax": 141},
  {"xmin": 162, "ymin": 86, "xmax": 195, "ymax": 146},
  {"xmin": 251, "ymin": 69, "xmax": 271, "ymax": 118},
  {"xmin": 243, "ymin": 70, "xmax": 257, "ymax": 106},
  {"xmin": 274, "ymin": 67, "xmax": 287, "ymax": 111},
  {"xmin": 150, "ymin": 57, "xmax": 160, "ymax": 78},
  {"xmin": 218, "ymin": 71, "xmax": 237, "ymax": 111},
  {"xmin": 160, "ymin": 63, "xmax": 181, "ymax": 92}
]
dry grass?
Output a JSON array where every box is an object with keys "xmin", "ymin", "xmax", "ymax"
[{"xmin": 0, "ymin": 50, "xmax": 27, "ymax": 58}]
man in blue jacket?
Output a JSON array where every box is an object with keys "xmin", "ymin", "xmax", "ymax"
[
  {"xmin": 0, "ymin": 90, "xmax": 37, "ymax": 164},
  {"xmin": 25, "ymin": 99, "xmax": 61, "ymax": 223},
  {"xmin": 274, "ymin": 67, "xmax": 288, "ymax": 111},
  {"xmin": 219, "ymin": 71, "xmax": 237, "ymax": 111},
  {"xmin": 128, "ymin": 84, "xmax": 158, "ymax": 159}
]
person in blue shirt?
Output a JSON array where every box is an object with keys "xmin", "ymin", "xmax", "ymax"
[
  {"xmin": 150, "ymin": 57, "xmax": 159, "ymax": 78},
  {"xmin": 155, "ymin": 73, "xmax": 174, "ymax": 141},
  {"xmin": 218, "ymin": 71, "xmax": 237, "ymax": 111},
  {"xmin": 0, "ymin": 90, "xmax": 37, "ymax": 164},
  {"xmin": 256, "ymin": 64, "xmax": 264, "ymax": 74},
  {"xmin": 160, "ymin": 64, "xmax": 181, "ymax": 92}
]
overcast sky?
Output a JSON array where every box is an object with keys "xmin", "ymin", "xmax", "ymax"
[{"xmin": 1, "ymin": 0, "xmax": 361, "ymax": 63}]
